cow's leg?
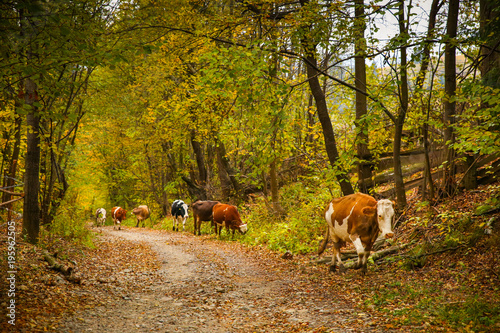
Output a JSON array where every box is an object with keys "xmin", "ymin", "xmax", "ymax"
[
  {"xmin": 181, "ymin": 216, "xmax": 186, "ymax": 231},
  {"xmin": 136, "ymin": 219, "xmax": 140, "ymax": 228},
  {"xmin": 328, "ymin": 227, "xmax": 344, "ymax": 272},
  {"xmin": 194, "ymin": 217, "xmax": 200, "ymax": 235},
  {"xmin": 349, "ymin": 234, "xmax": 366, "ymax": 271},
  {"xmin": 330, "ymin": 241, "xmax": 344, "ymax": 273},
  {"xmin": 360, "ymin": 252, "xmax": 369, "ymax": 275}
]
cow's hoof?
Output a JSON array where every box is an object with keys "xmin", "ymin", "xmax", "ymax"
[{"xmin": 328, "ymin": 265, "xmax": 336, "ymax": 272}]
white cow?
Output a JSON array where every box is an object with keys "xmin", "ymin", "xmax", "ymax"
[{"xmin": 95, "ymin": 208, "xmax": 106, "ymax": 227}]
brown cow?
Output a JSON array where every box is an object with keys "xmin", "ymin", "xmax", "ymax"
[
  {"xmin": 213, "ymin": 203, "xmax": 248, "ymax": 237},
  {"xmin": 111, "ymin": 206, "xmax": 127, "ymax": 230},
  {"xmin": 191, "ymin": 200, "xmax": 220, "ymax": 235},
  {"xmin": 132, "ymin": 205, "xmax": 150, "ymax": 228},
  {"xmin": 318, "ymin": 193, "xmax": 395, "ymax": 275}
]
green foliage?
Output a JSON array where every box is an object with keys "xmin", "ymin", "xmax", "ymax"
[
  {"xmin": 49, "ymin": 193, "xmax": 94, "ymax": 248},
  {"xmin": 240, "ymin": 182, "xmax": 335, "ymax": 254},
  {"xmin": 475, "ymin": 186, "xmax": 500, "ymax": 215},
  {"xmin": 454, "ymin": 82, "xmax": 500, "ymax": 156}
]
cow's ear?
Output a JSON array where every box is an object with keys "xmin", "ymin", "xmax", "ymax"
[{"xmin": 362, "ymin": 207, "xmax": 377, "ymax": 216}]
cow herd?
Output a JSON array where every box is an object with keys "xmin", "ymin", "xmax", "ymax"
[
  {"xmin": 94, "ymin": 200, "xmax": 248, "ymax": 237},
  {"xmin": 93, "ymin": 193, "xmax": 395, "ymax": 274}
]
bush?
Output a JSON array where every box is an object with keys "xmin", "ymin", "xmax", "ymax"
[
  {"xmin": 49, "ymin": 194, "xmax": 94, "ymax": 247},
  {"xmin": 240, "ymin": 182, "xmax": 337, "ymax": 254}
]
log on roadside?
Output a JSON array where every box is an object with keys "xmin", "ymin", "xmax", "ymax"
[
  {"xmin": 42, "ymin": 250, "xmax": 81, "ymax": 284},
  {"xmin": 315, "ymin": 243, "xmax": 411, "ymax": 266}
]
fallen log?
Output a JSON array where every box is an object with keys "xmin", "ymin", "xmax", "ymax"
[
  {"xmin": 42, "ymin": 250, "xmax": 81, "ymax": 284},
  {"xmin": 316, "ymin": 243, "xmax": 411, "ymax": 266}
]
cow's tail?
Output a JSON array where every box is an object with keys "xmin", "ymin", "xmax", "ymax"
[{"xmin": 317, "ymin": 225, "xmax": 330, "ymax": 255}]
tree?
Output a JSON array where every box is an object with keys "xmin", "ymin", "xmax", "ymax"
[
  {"xmin": 442, "ymin": 0, "xmax": 460, "ymax": 196},
  {"xmin": 480, "ymin": 0, "xmax": 500, "ymax": 89},
  {"xmin": 1, "ymin": 0, "xmax": 117, "ymax": 242},
  {"xmin": 416, "ymin": 0, "xmax": 442, "ymax": 201},
  {"xmin": 392, "ymin": 0, "xmax": 410, "ymax": 209},
  {"xmin": 298, "ymin": 0, "xmax": 354, "ymax": 196},
  {"xmin": 354, "ymin": 0, "xmax": 373, "ymax": 194}
]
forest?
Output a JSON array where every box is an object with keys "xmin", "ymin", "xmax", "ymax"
[{"xmin": 1, "ymin": 0, "xmax": 500, "ymax": 331}]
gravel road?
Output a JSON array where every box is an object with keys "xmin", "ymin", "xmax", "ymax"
[{"xmin": 58, "ymin": 227, "xmax": 379, "ymax": 333}]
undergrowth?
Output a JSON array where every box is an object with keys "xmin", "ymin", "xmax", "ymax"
[
  {"xmin": 43, "ymin": 193, "xmax": 95, "ymax": 248},
  {"xmin": 364, "ymin": 279, "xmax": 500, "ymax": 332},
  {"xmin": 238, "ymin": 182, "xmax": 336, "ymax": 254}
]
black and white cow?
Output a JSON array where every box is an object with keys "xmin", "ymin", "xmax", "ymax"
[{"xmin": 171, "ymin": 200, "xmax": 189, "ymax": 232}]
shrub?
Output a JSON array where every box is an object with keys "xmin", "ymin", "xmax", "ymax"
[
  {"xmin": 49, "ymin": 193, "xmax": 94, "ymax": 247},
  {"xmin": 240, "ymin": 182, "xmax": 337, "ymax": 254}
]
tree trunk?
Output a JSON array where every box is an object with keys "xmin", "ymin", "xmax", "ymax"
[
  {"xmin": 480, "ymin": 0, "xmax": 500, "ymax": 89},
  {"xmin": 22, "ymin": 78, "xmax": 41, "ymax": 244},
  {"xmin": 306, "ymin": 94, "xmax": 315, "ymax": 143},
  {"xmin": 270, "ymin": 158, "xmax": 285, "ymax": 216},
  {"xmin": 299, "ymin": 13, "xmax": 354, "ymax": 196},
  {"xmin": 216, "ymin": 142, "xmax": 234, "ymax": 200},
  {"xmin": 190, "ymin": 130, "xmax": 207, "ymax": 183},
  {"xmin": 394, "ymin": 0, "xmax": 409, "ymax": 209},
  {"xmin": 354, "ymin": 0, "xmax": 373, "ymax": 194},
  {"xmin": 415, "ymin": 0, "xmax": 442, "ymax": 90},
  {"xmin": 417, "ymin": 0, "xmax": 441, "ymax": 201},
  {"xmin": 443, "ymin": 0, "xmax": 460, "ymax": 196},
  {"xmin": 463, "ymin": 153, "xmax": 478, "ymax": 190},
  {"xmin": 2, "ymin": 107, "xmax": 22, "ymax": 208},
  {"xmin": 215, "ymin": 139, "xmax": 241, "ymax": 199},
  {"xmin": 304, "ymin": 52, "xmax": 353, "ymax": 196}
]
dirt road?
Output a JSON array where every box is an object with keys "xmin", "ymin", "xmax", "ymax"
[{"xmin": 57, "ymin": 227, "xmax": 383, "ymax": 333}]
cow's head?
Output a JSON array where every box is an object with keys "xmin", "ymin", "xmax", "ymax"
[
  {"xmin": 377, "ymin": 199, "xmax": 394, "ymax": 238},
  {"xmin": 238, "ymin": 223, "xmax": 248, "ymax": 235}
]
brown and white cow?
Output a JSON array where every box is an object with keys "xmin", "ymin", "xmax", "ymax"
[
  {"xmin": 318, "ymin": 193, "xmax": 395, "ymax": 275},
  {"xmin": 191, "ymin": 200, "xmax": 220, "ymax": 235},
  {"xmin": 212, "ymin": 203, "xmax": 248, "ymax": 237},
  {"xmin": 132, "ymin": 205, "xmax": 150, "ymax": 228},
  {"xmin": 111, "ymin": 206, "xmax": 127, "ymax": 230}
]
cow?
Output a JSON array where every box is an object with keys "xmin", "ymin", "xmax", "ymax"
[
  {"xmin": 95, "ymin": 208, "xmax": 106, "ymax": 227},
  {"xmin": 191, "ymin": 200, "xmax": 220, "ymax": 235},
  {"xmin": 132, "ymin": 205, "xmax": 150, "ymax": 228},
  {"xmin": 171, "ymin": 200, "xmax": 189, "ymax": 232},
  {"xmin": 318, "ymin": 193, "xmax": 395, "ymax": 275},
  {"xmin": 111, "ymin": 206, "xmax": 127, "ymax": 230},
  {"xmin": 212, "ymin": 203, "xmax": 248, "ymax": 237}
]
